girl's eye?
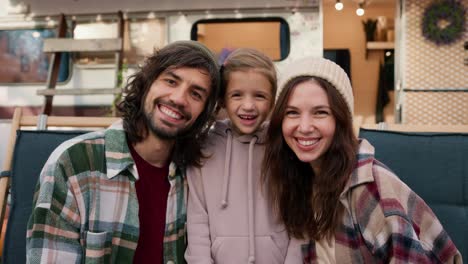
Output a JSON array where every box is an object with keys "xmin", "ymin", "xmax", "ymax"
[{"xmin": 255, "ymin": 94, "xmax": 267, "ymax": 99}]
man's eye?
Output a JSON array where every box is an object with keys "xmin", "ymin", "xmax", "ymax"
[
  {"xmin": 165, "ymin": 79, "xmax": 176, "ymax": 86},
  {"xmin": 192, "ymin": 91, "xmax": 203, "ymax": 100}
]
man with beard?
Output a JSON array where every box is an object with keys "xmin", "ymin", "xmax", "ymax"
[{"xmin": 26, "ymin": 41, "xmax": 220, "ymax": 264}]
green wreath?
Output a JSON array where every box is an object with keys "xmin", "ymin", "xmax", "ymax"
[{"xmin": 422, "ymin": 0, "xmax": 466, "ymax": 45}]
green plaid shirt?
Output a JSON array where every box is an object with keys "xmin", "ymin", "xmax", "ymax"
[{"xmin": 26, "ymin": 121, "xmax": 187, "ymax": 264}]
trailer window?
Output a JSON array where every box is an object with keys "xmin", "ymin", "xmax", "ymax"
[
  {"xmin": 0, "ymin": 29, "xmax": 69, "ymax": 84},
  {"xmin": 191, "ymin": 17, "xmax": 290, "ymax": 63},
  {"xmin": 73, "ymin": 18, "xmax": 166, "ymax": 66}
]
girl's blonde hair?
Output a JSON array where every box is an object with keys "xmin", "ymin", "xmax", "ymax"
[{"xmin": 220, "ymin": 48, "xmax": 277, "ymax": 103}]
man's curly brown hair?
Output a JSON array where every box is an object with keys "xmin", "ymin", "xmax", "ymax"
[{"xmin": 117, "ymin": 42, "xmax": 220, "ymax": 167}]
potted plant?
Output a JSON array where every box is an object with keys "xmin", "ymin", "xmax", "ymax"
[{"xmin": 362, "ymin": 18, "xmax": 378, "ymax": 41}]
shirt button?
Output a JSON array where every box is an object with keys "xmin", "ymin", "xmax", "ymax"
[
  {"xmin": 167, "ymin": 261, "xmax": 175, "ymax": 264},
  {"xmin": 168, "ymin": 223, "xmax": 174, "ymax": 231}
]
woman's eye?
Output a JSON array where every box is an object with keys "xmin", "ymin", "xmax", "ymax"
[
  {"xmin": 285, "ymin": 110, "xmax": 298, "ymax": 116},
  {"xmin": 315, "ymin": 110, "xmax": 330, "ymax": 117}
]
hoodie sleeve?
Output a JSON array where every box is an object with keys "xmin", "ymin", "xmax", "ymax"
[{"xmin": 185, "ymin": 166, "xmax": 214, "ymax": 264}]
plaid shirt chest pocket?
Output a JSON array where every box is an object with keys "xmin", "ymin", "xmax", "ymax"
[{"xmin": 83, "ymin": 231, "xmax": 111, "ymax": 261}]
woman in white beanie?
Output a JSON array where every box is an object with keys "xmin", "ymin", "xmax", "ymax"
[{"xmin": 263, "ymin": 57, "xmax": 461, "ymax": 263}]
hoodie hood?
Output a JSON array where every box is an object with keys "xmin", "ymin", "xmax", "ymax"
[{"xmin": 212, "ymin": 119, "xmax": 268, "ymax": 144}]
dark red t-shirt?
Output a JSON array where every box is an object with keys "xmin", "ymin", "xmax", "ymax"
[{"xmin": 129, "ymin": 143, "xmax": 170, "ymax": 264}]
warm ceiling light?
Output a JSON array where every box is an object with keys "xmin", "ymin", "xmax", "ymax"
[
  {"xmin": 335, "ymin": 0, "xmax": 344, "ymax": 11},
  {"xmin": 147, "ymin": 12, "xmax": 156, "ymax": 19},
  {"xmin": 356, "ymin": 3, "xmax": 365, "ymax": 16}
]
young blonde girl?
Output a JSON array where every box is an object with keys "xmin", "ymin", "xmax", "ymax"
[{"xmin": 185, "ymin": 48, "xmax": 292, "ymax": 263}]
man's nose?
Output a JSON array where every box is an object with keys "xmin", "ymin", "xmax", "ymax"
[{"xmin": 169, "ymin": 86, "xmax": 189, "ymax": 107}]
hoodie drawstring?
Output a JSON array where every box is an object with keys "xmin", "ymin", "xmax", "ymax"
[
  {"xmin": 221, "ymin": 130, "xmax": 233, "ymax": 208},
  {"xmin": 247, "ymin": 136, "xmax": 258, "ymax": 264},
  {"xmin": 220, "ymin": 128, "xmax": 258, "ymax": 264}
]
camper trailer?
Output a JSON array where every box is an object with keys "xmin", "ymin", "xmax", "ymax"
[
  {"xmin": 0, "ymin": 0, "xmax": 325, "ymax": 116},
  {"xmin": 0, "ymin": 0, "xmax": 467, "ymax": 262},
  {"xmin": 0, "ymin": 0, "xmax": 466, "ymax": 123}
]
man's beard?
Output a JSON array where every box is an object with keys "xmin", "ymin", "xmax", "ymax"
[{"xmin": 144, "ymin": 99, "xmax": 196, "ymax": 140}]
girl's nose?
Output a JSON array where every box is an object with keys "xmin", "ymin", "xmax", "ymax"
[{"xmin": 241, "ymin": 98, "xmax": 255, "ymax": 111}]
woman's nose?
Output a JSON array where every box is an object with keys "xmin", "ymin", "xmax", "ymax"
[{"xmin": 298, "ymin": 116, "xmax": 315, "ymax": 133}]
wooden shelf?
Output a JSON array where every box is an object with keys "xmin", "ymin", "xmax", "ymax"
[
  {"xmin": 365, "ymin": 41, "xmax": 394, "ymax": 59},
  {"xmin": 366, "ymin": 41, "xmax": 394, "ymax": 50}
]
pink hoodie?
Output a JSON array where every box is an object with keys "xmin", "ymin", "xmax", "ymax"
[{"xmin": 185, "ymin": 120, "xmax": 293, "ymax": 264}]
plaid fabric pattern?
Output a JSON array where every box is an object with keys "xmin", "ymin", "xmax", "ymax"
[
  {"xmin": 301, "ymin": 139, "xmax": 462, "ymax": 264},
  {"xmin": 26, "ymin": 121, "xmax": 188, "ymax": 264}
]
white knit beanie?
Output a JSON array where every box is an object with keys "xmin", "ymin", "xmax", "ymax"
[{"xmin": 278, "ymin": 57, "xmax": 354, "ymax": 115}]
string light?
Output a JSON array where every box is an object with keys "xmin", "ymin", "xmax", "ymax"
[
  {"xmin": 335, "ymin": 1, "xmax": 369, "ymax": 17},
  {"xmin": 335, "ymin": 0, "xmax": 344, "ymax": 11},
  {"xmin": 356, "ymin": 2, "xmax": 365, "ymax": 16}
]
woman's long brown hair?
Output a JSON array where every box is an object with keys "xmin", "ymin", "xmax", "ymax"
[{"xmin": 262, "ymin": 76, "xmax": 358, "ymax": 240}]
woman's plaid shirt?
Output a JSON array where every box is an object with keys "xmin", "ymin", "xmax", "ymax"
[{"xmin": 299, "ymin": 140, "xmax": 461, "ymax": 263}]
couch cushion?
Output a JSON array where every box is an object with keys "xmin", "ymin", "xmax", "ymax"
[{"xmin": 359, "ymin": 128, "xmax": 468, "ymax": 261}]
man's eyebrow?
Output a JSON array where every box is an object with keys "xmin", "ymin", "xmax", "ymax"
[
  {"xmin": 165, "ymin": 70, "xmax": 209, "ymax": 96},
  {"xmin": 192, "ymin": 84, "xmax": 209, "ymax": 96},
  {"xmin": 165, "ymin": 71, "xmax": 182, "ymax": 81}
]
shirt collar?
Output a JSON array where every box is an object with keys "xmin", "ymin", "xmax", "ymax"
[
  {"xmin": 104, "ymin": 120, "xmax": 136, "ymax": 179},
  {"xmin": 340, "ymin": 139, "xmax": 376, "ymax": 197},
  {"xmin": 103, "ymin": 120, "xmax": 182, "ymax": 181}
]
